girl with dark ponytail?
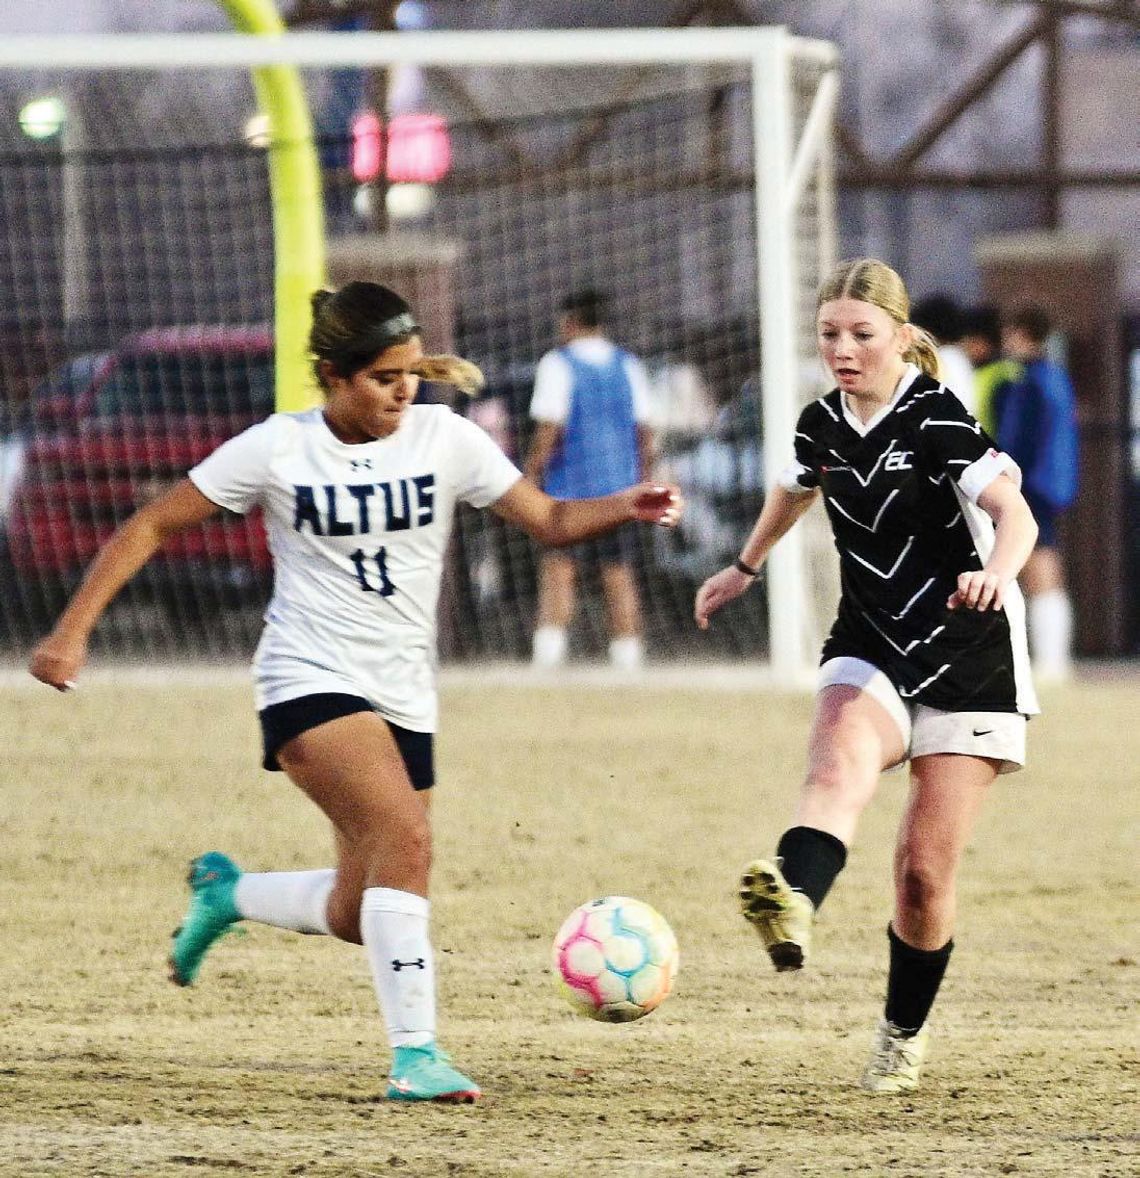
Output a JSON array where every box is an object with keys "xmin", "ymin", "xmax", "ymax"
[{"xmin": 30, "ymin": 281, "xmax": 683, "ymax": 1104}]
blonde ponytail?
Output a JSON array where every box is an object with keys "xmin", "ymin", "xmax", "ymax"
[
  {"xmin": 412, "ymin": 354, "xmax": 485, "ymax": 396},
  {"xmin": 904, "ymin": 325, "xmax": 944, "ymax": 381}
]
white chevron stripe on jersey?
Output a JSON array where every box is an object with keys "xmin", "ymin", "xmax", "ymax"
[
  {"xmin": 920, "ymin": 418, "xmax": 983, "ymax": 434},
  {"xmin": 846, "ymin": 535, "xmax": 914, "ymax": 579},
  {"xmin": 819, "ymin": 398, "xmax": 840, "ymax": 422},
  {"xmin": 826, "ymin": 439, "xmax": 899, "ymax": 488},
  {"xmin": 895, "ymin": 385, "xmax": 943, "ymax": 413},
  {"xmin": 889, "ymin": 576, "xmax": 936, "ymax": 621},
  {"xmin": 898, "ymin": 663, "xmax": 953, "ymax": 699},
  {"xmin": 827, "ymin": 488, "xmax": 901, "ymax": 533},
  {"xmin": 863, "ymin": 607, "xmax": 947, "ymax": 657}
]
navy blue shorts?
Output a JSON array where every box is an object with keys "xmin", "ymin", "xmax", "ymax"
[
  {"xmin": 259, "ymin": 692, "xmax": 435, "ymax": 790},
  {"xmin": 1024, "ymin": 490, "xmax": 1063, "ymax": 549}
]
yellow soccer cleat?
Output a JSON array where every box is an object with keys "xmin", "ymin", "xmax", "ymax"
[{"xmin": 738, "ymin": 858, "xmax": 814, "ymax": 971}]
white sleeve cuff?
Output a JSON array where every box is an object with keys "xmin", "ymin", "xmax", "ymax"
[
  {"xmin": 187, "ymin": 467, "xmax": 244, "ymax": 515},
  {"xmin": 777, "ymin": 461, "xmax": 816, "ymax": 493},
  {"xmin": 958, "ymin": 448, "xmax": 1022, "ymax": 504}
]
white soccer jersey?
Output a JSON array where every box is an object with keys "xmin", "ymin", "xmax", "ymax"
[{"xmin": 189, "ymin": 405, "xmax": 522, "ymax": 730}]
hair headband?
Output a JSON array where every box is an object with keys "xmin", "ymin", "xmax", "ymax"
[{"xmin": 361, "ymin": 310, "xmax": 420, "ymax": 353}]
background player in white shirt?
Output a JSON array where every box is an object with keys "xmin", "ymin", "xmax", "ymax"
[
  {"xmin": 694, "ymin": 259, "xmax": 1039, "ymax": 1095},
  {"xmin": 30, "ymin": 282, "xmax": 682, "ymax": 1104}
]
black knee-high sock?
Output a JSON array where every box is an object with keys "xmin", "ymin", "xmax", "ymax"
[
  {"xmin": 775, "ymin": 826, "xmax": 848, "ymax": 911},
  {"xmin": 885, "ymin": 924, "xmax": 954, "ymax": 1034}
]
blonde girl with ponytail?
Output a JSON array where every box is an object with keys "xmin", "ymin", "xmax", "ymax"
[
  {"xmin": 814, "ymin": 256, "xmax": 943, "ymax": 390},
  {"xmin": 696, "ymin": 257, "xmax": 1040, "ymax": 1096}
]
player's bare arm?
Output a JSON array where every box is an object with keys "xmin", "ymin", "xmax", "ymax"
[
  {"xmin": 947, "ymin": 474, "xmax": 1039, "ymax": 612},
  {"xmin": 636, "ymin": 423, "xmax": 656, "ymax": 480},
  {"xmin": 695, "ymin": 485, "xmax": 819, "ymax": 630},
  {"xmin": 29, "ymin": 479, "xmax": 221, "ymax": 690},
  {"xmin": 490, "ymin": 476, "xmax": 682, "ymax": 547},
  {"xmin": 523, "ymin": 420, "xmax": 563, "ymax": 483}
]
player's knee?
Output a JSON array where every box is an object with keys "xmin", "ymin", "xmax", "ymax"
[
  {"xmin": 804, "ymin": 754, "xmax": 876, "ymax": 811},
  {"xmin": 895, "ymin": 848, "xmax": 952, "ymax": 913},
  {"xmin": 360, "ymin": 809, "xmax": 433, "ymax": 884},
  {"xmin": 397, "ymin": 814, "xmax": 433, "ymax": 878}
]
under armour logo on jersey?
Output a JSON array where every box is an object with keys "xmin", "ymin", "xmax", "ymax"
[
  {"xmin": 884, "ymin": 450, "xmax": 914, "ymax": 472},
  {"xmin": 349, "ymin": 457, "xmax": 374, "ymax": 471},
  {"xmin": 391, "ymin": 958, "xmax": 426, "ymax": 971}
]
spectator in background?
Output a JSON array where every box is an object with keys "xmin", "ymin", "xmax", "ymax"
[
  {"xmin": 525, "ymin": 290, "xmax": 656, "ymax": 670},
  {"xmin": 910, "ymin": 293, "xmax": 977, "ymax": 416},
  {"xmin": 999, "ymin": 306, "xmax": 1080, "ymax": 683},
  {"xmin": 959, "ymin": 305, "xmax": 1022, "ymax": 439}
]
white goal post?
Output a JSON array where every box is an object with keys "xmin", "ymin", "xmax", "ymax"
[{"xmin": 0, "ymin": 28, "xmax": 839, "ymax": 681}]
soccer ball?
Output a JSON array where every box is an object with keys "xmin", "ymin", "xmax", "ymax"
[{"xmin": 551, "ymin": 896, "xmax": 679, "ymax": 1023}]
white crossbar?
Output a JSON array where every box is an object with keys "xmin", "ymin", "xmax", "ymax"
[{"xmin": 0, "ymin": 29, "xmax": 837, "ymax": 70}]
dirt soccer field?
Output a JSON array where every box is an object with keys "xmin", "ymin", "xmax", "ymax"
[{"xmin": 0, "ymin": 672, "xmax": 1135, "ymax": 1176}]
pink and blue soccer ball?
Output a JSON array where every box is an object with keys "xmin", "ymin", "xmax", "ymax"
[{"xmin": 552, "ymin": 896, "xmax": 679, "ymax": 1022}]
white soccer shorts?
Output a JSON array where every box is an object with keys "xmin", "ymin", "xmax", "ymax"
[{"xmin": 819, "ymin": 656, "xmax": 1027, "ymax": 774}]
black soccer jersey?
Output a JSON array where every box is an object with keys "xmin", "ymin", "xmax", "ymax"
[{"xmin": 782, "ymin": 367, "xmax": 1037, "ymax": 714}]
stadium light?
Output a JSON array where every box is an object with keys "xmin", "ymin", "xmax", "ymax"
[
  {"xmin": 243, "ymin": 111, "xmax": 271, "ymax": 148},
  {"xmin": 385, "ymin": 182, "xmax": 435, "ymax": 221},
  {"xmin": 19, "ymin": 95, "xmax": 66, "ymax": 140},
  {"xmin": 394, "ymin": 2, "xmax": 428, "ymax": 29}
]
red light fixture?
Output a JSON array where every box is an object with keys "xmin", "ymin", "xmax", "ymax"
[
  {"xmin": 351, "ymin": 110, "xmax": 383, "ymax": 183},
  {"xmin": 386, "ymin": 113, "xmax": 451, "ymax": 183}
]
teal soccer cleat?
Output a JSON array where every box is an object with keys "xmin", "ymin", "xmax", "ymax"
[
  {"xmin": 169, "ymin": 852, "xmax": 242, "ymax": 986},
  {"xmin": 386, "ymin": 1044, "xmax": 481, "ymax": 1103}
]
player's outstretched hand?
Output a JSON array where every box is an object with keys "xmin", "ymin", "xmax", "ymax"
[
  {"xmin": 694, "ymin": 565, "xmax": 757, "ymax": 630},
  {"xmin": 630, "ymin": 483, "xmax": 683, "ymax": 528},
  {"xmin": 947, "ymin": 569, "xmax": 1005, "ymax": 613},
  {"xmin": 29, "ymin": 634, "xmax": 87, "ymax": 692}
]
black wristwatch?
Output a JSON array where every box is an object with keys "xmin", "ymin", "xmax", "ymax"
[{"xmin": 733, "ymin": 557, "xmax": 760, "ymax": 578}]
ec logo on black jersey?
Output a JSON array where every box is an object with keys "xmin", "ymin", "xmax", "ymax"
[{"xmin": 884, "ymin": 451, "xmax": 914, "ymax": 472}]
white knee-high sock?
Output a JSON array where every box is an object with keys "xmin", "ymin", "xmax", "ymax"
[
  {"xmin": 1028, "ymin": 588, "xmax": 1073, "ymax": 679},
  {"xmin": 360, "ymin": 887, "xmax": 435, "ymax": 1049},
  {"xmin": 233, "ymin": 869, "xmax": 335, "ymax": 935}
]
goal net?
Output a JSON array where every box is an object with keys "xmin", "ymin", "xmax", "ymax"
[{"xmin": 0, "ymin": 29, "xmax": 838, "ymax": 680}]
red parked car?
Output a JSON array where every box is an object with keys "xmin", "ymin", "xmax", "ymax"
[{"xmin": 6, "ymin": 325, "xmax": 276, "ymax": 625}]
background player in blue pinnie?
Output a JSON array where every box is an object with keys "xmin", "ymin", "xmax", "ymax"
[
  {"xmin": 997, "ymin": 305, "xmax": 1080, "ymax": 683},
  {"xmin": 695, "ymin": 258, "xmax": 1041, "ymax": 1095},
  {"xmin": 29, "ymin": 282, "xmax": 682, "ymax": 1105},
  {"xmin": 526, "ymin": 289, "xmax": 656, "ymax": 671}
]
